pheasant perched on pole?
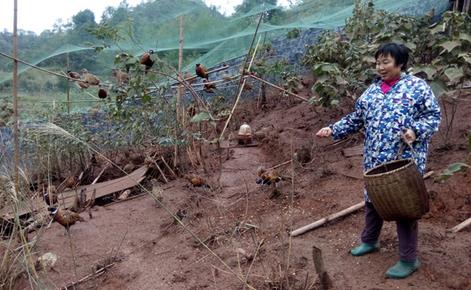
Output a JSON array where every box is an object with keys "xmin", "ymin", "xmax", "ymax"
[
  {"xmin": 195, "ymin": 63, "xmax": 209, "ymax": 80},
  {"xmin": 140, "ymin": 50, "xmax": 155, "ymax": 74}
]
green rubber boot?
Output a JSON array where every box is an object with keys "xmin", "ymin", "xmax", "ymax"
[
  {"xmin": 350, "ymin": 242, "xmax": 380, "ymax": 256},
  {"xmin": 385, "ymin": 259, "xmax": 421, "ymax": 279}
]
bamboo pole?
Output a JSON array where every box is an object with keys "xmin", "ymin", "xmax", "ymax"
[
  {"xmin": 0, "ymin": 51, "xmax": 95, "ymax": 82},
  {"xmin": 218, "ymin": 13, "xmax": 264, "ymax": 140},
  {"xmin": 267, "ymin": 160, "xmax": 292, "ymax": 171},
  {"xmin": 63, "ymin": 263, "xmax": 115, "ymax": 289},
  {"xmin": 464, "ymin": 0, "xmax": 471, "ymax": 13},
  {"xmin": 175, "ymin": 15, "xmax": 184, "ymax": 168},
  {"xmin": 161, "ymin": 156, "xmax": 178, "ymax": 178},
  {"xmin": 11, "ymin": 0, "xmax": 40, "ymax": 283},
  {"xmin": 448, "ymin": 216, "xmax": 471, "ymax": 233},
  {"xmin": 12, "ymin": 0, "xmax": 20, "ymax": 196},
  {"xmin": 151, "ymin": 160, "xmax": 168, "ymax": 183},
  {"xmin": 290, "ymin": 201, "xmax": 366, "ymax": 237},
  {"xmin": 66, "ymin": 52, "xmax": 70, "ymax": 114},
  {"xmin": 245, "ymin": 74, "xmax": 309, "ymax": 102},
  {"xmin": 169, "ymin": 65, "xmax": 231, "ymax": 87}
]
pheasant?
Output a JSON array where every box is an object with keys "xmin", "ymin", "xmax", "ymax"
[
  {"xmin": 256, "ymin": 166, "xmax": 282, "ymax": 186},
  {"xmin": 48, "ymin": 207, "xmax": 85, "ymax": 233},
  {"xmin": 184, "ymin": 174, "xmax": 211, "ymax": 189},
  {"xmin": 195, "ymin": 63, "xmax": 209, "ymax": 80},
  {"xmin": 140, "ymin": 50, "xmax": 155, "ymax": 74},
  {"xmin": 98, "ymin": 88, "xmax": 108, "ymax": 99},
  {"xmin": 80, "ymin": 69, "xmax": 100, "ymax": 86}
]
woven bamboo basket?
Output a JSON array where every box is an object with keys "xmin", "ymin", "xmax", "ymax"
[{"xmin": 364, "ymin": 159, "xmax": 429, "ymax": 221}]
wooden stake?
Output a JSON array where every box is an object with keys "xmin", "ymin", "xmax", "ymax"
[
  {"xmin": 312, "ymin": 246, "xmax": 331, "ymax": 290},
  {"xmin": 290, "ymin": 201, "xmax": 365, "ymax": 237}
]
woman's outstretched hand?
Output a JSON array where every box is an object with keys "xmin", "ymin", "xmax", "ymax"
[{"xmin": 316, "ymin": 127, "xmax": 332, "ymax": 138}]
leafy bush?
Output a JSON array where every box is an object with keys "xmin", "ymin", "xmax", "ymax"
[{"xmin": 302, "ymin": 0, "xmax": 471, "ymax": 106}]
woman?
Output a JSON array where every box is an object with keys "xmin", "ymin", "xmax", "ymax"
[{"xmin": 316, "ymin": 43, "xmax": 441, "ymax": 279}]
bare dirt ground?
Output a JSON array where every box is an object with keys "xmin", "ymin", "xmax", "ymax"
[{"xmin": 16, "ymin": 90, "xmax": 471, "ymax": 290}]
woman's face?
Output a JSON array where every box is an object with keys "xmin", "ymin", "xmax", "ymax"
[{"xmin": 376, "ymin": 54, "xmax": 402, "ymax": 82}]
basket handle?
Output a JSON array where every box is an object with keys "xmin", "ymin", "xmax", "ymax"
[{"xmin": 397, "ymin": 130, "xmax": 418, "ymax": 163}]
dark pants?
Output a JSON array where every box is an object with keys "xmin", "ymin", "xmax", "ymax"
[{"xmin": 361, "ymin": 202, "xmax": 418, "ymax": 262}]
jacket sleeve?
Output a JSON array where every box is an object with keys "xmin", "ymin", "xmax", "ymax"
[
  {"xmin": 411, "ymin": 81, "xmax": 441, "ymax": 141},
  {"xmin": 329, "ymin": 96, "xmax": 365, "ymax": 140}
]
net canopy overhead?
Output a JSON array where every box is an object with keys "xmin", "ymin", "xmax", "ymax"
[{"xmin": 0, "ymin": 0, "xmax": 449, "ymax": 100}]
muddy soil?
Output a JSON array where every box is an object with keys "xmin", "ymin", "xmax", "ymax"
[{"xmin": 16, "ymin": 92, "xmax": 471, "ymax": 290}]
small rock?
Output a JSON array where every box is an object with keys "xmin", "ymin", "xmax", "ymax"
[{"xmin": 36, "ymin": 252, "xmax": 58, "ymax": 270}]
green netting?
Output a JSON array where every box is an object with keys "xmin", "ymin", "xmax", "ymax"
[{"xmin": 0, "ymin": 0, "xmax": 449, "ymax": 109}]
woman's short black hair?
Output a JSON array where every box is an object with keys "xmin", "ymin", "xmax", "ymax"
[{"xmin": 375, "ymin": 43, "xmax": 410, "ymax": 71}]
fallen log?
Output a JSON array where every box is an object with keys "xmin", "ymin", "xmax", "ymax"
[
  {"xmin": 291, "ymin": 201, "xmax": 365, "ymax": 237},
  {"xmin": 448, "ymin": 216, "xmax": 471, "ymax": 233}
]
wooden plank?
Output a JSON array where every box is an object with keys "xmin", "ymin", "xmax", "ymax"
[
  {"xmin": 0, "ymin": 198, "xmax": 44, "ymax": 220},
  {"xmin": 1, "ymin": 166, "xmax": 148, "ymax": 220},
  {"xmin": 57, "ymin": 165, "xmax": 148, "ymax": 208}
]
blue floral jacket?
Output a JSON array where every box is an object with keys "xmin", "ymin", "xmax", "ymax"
[{"xmin": 329, "ymin": 74, "xmax": 441, "ymax": 199}]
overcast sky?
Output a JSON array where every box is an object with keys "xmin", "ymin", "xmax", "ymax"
[{"xmin": 0, "ymin": 0, "xmax": 292, "ymax": 34}]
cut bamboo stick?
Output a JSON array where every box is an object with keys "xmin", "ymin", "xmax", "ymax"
[
  {"xmin": 291, "ymin": 201, "xmax": 365, "ymax": 237},
  {"xmin": 218, "ymin": 14, "xmax": 263, "ymax": 140},
  {"xmin": 448, "ymin": 217, "xmax": 471, "ymax": 233},
  {"xmin": 152, "ymin": 160, "xmax": 168, "ymax": 183},
  {"xmin": 161, "ymin": 156, "xmax": 178, "ymax": 178},
  {"xmin": 423, "ymin": 171, "xmax": 434, "ymax": 179},
  {"xmin": 92, "ymin": 165, "xmax": 109, "ymax": 185},
  {"xmin": 267, "ymin": 160, "xmax": 292, "ymax": 171},
  {"xmin": 245, "ymin": 74, "xmax": 309, "ymax": 102},
  {"xmin": 175, "ymin": 15, "xmax": 184, "ymax": 169}
]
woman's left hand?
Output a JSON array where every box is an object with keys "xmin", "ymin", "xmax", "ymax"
[{"xmin": 402, "ymin": 128, "xmax": 416, "ymax": 145}]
